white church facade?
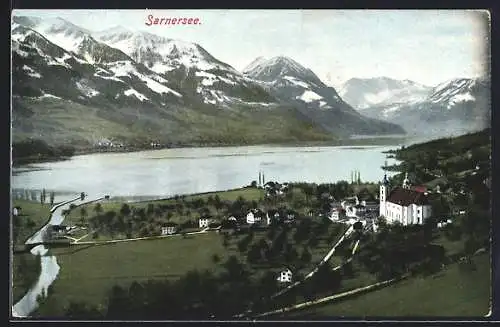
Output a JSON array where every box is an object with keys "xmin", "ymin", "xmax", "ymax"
[{"xmin": 379, "ymin": 173, "xmax": 432, "ymax": 225}]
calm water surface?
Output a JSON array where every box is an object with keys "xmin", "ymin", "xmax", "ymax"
[{"xmin": 12, "ymin": 145, "xmax": 399, "ymax": 200}]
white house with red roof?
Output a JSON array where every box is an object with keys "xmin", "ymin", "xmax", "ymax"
[{"xmin": 379, "ymin": 173, "xmax": 432, "ymax": 225}]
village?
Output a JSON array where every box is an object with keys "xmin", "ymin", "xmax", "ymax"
[{"xmin": 39, "ymin": 169, "xmax": 453, "ymax": 285}]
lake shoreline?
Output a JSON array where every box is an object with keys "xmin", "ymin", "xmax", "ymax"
[{"xmin": 13, "ymin": 137, "xmax": 406, "ymax": 166}]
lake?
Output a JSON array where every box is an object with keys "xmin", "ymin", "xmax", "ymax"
[{"xmin": 11, "ymin": 145, "xmax": 399, "ymax": 200}]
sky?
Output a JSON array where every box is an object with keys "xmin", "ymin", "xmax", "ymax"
[{"xmin": 13, "ymin": 9, "xmax": 490, "ymax": 88}]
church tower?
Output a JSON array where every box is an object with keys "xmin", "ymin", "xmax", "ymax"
[
  {"xmin": 379, "ymin": 173, "xmax": 389, "ymax": 218},
  {"xmin": 402, "ymin": 172, "xmax": 410, "ymax": 189}
]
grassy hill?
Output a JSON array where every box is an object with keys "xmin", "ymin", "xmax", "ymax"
[{"xmin": 12, "ymin": 96, "xmax": 335, "ymax": 149}]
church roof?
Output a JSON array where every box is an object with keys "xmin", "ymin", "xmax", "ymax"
[{"xmin": 387, "ymin": 187, "xmax": 429, "ymax": 206}]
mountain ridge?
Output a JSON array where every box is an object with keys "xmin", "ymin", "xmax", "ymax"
[
  {"xmin": 358, "ymin": 77, "xmax": 490, "ymax": 139},
  {"xmin": 243, "ymin": 56, "xmax": 406, "ymax": 137},
  {"xmin": 11, "ymin": 15, "xmax": 406, "ymax": 148}
]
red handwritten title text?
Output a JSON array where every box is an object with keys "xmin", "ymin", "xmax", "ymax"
[{"xmin": 145, "ymin": 15, "xmax": 201, "ymax": 26}]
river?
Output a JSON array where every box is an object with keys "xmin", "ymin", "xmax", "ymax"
[{"xmin": 11, "ymin": 145, "xmax": 400, "ymax": 200}]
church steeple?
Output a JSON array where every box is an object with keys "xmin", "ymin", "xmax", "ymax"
[
  {"xmin": 402, "ymin": 172, "xmax": 410, "ymax": 189},
  {"xmin": 382, "ymin": 173, "xmax": 389, "ymax": 186},
  {"xmin": 379, "ymin": 173, "xmax": 389, "ymax": 218}
]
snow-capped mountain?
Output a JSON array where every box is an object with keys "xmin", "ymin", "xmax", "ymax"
[
  {"xmin": 339, "ymin": 77, "xmax": 432, "ymax": 110},
  {"xmin": 12, "ymin": 21, "xmax": 182, "ymax": 104},
  {"xmin": 93, "ymin": 27, "xmax": 275, "ymax": 107},
  {"xmin": 11, "ymin": 16, "xmax": 335, "ymax": 146},
  {"xmin": 427, "ymin": 78, "xmax": 483, "ymax": 107},
  {"xmin": 11, "ymin": 22, "xmax": 189, "ymax": 145},
  {"xmin": 360, "ymin": 77, "xmax": 490, "ymax": 138},
  {"xmin": 244, "ymin": 56, "xmax": 406, "ymax": 136}
]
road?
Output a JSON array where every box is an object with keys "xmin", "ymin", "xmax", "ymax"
[{"xmin": 253, "ymin": 275, "xmax": 405, "ymax": 318}]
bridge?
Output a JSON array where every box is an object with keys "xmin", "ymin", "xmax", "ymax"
[{"xmin": 13, "ymin": 241, "xmax": 70, "ymax": 254}]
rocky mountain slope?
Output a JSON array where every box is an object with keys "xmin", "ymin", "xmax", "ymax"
[{"xmin": 243, "ymin": 56, "xmax": 406, "ymax": 136}]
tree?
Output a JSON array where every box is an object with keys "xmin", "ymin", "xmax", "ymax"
[
  {"xmin": 247, "ymin": 243, "xmax": 262, "ymax": 264},
  {"xmin": 284, "ymin": 246, "xmax": 299, "ymax": 264},
  {"xmin": 257, "ymin": 270, "xmax": 278, "ymax": 299},
  {"xmin": 300, "ymin": 247, "xmax": 312, "ymax": 264},
  {"xmin": 94, "ymin": 203, "xmax": 103, "ymax": 216},
  {"xmin": 313, "ymin": 263, "xmax": 341, "ymax": 293},
  {"xmin": 120, "ymin": 203, "xmax": 131, "ymax": 217},
  {"xmin": 307, "ymin": 234, "xmax": 319, "ymax": 248},
  {"xmin": 147, "ymin": 204, "xmax": 155, "ymax": 216},
  {"xmin": 167, "ymin": 212, "xmax": 174, "ymax": 222},
  {"xmin": 250, "ymin": 180, "xmax": 258, "ymax": 188},
  {"xmin": 222, "ymin": 256, "xmax": 248, "ymax": 283},
  {"xmin": 41, "ymin": 188, "xmax": 46, "ymax": 205},
  {"xmin": 26, "ymin": 218, "xmax": 36, "ymax": 229},
  {"xmin": 212, "ymin": 254, "xmax": 221, "ymax": 264},
  {"xmin": 50, "ymin": 192, "xmax": 55, "ymax": 206},
  {"xmin": 237, "ymin": 237, "xmax": 250, "ymax": 253},
  {"xmin": 65, "ymin": 301, "xmax": 102, "ymax": 318}
]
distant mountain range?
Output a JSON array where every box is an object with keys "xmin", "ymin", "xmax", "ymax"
[
  {"xmin": 341, "ymin": 77, "xmax": 490, "ymax": 138},
  {"xmin": 11, "ymin": 16, "xmax": 405, "ymax": 147},
  {"xmin": 339, "ymin": 77, "xmax": 432, "ymax": 110}
]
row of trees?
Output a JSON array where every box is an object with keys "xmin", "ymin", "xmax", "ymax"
[{"xmin": 13, "ymin": 189, "xmax": 55, "ymax": 206}]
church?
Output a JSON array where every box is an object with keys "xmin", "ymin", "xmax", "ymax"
[{"xmin": 379, "ymin": 173, "xmax": 432, "ymax": 225}]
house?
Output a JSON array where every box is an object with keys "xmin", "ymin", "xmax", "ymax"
[
  {"xmin": 363, "ymin": 201, "xmax": 379, "ymax": 212},
  {"xmin": 285, "ymin": 210, "xmax": 296, "ymax": 223},
  {"xmin": 329, "ymin": 209, "xmax": 339, "ymax": 221},
  {"xmin": 246, "ymin": 209, "xmax": 265, "ymax": 224},
  {"xmin": 276, "ymin": 268, "xmax": 293, "ymax": 283},
  {"xmin": 379, "ymin": 173, "xmax": 432, "ymax": 225},
  {"xmin": 199, "ymin": 217, "xmax": 210, "ymax": 229},
  {"xmin": 264, "ymin": 181, "xmax": 286, "ymax": 197},
  {"xmin": 49, "ymin": 225, "xmax": 71, "ymax": 238},
  {"xmin": 266, "ymin": 209, "xmax": 281, "ymax": 225},
  {"xmin": 161, "ymin": 223, "xmax": 178, "ymax": 235},
  {"xmin": 341, "ymin": 197, "xmax": 358, "ymax": 210},
  {"xmin": 437, "ymin": 219, "xmax": 453, "ymax": 228},
  {"xmin": 346, "ymin": 204, "xmax": 366, "ymax": 218}
]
